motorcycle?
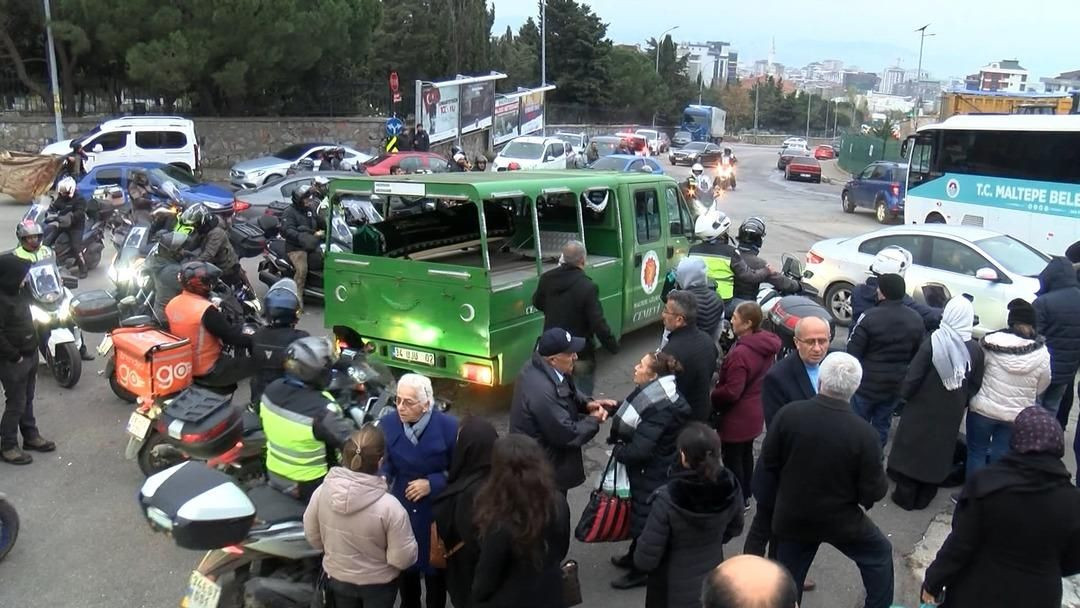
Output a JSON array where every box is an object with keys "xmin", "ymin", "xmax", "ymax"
[
  {"xmin": 758, "ymin": 254, "xmax": 834, "ymax": 358},
  {"xmin": 26, "ymin": 257, "xmax": 85, "ymax": 387},
  {"xmin": 257, "ymin": 209, "xmax": 354, "ymax": 303},
  {"xmin": 714, "ymin": 159, "xmax": 737, "ymax": 190},
  {"xmin": 0, "ymin": 492, "xmax": 17, "ymax": 562},
  {"xmin": 23, "ymin": 195, "xmax": 108, "ymax": 272}
]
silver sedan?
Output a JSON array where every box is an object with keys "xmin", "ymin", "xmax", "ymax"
[{"xmin": 233, "ymin": 171, "xmax": 359, "ymax": 219}]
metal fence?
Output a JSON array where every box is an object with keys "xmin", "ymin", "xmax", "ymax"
[{"xmin": 838, "ymin": 132, "xmax": 903, "ymax": 174}]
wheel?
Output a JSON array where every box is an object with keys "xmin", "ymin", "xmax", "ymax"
[
  {"xmin": 814, "ymin": 176, "xmax": 822, "ymax": 183},
  {"xmin": 926, "ymin": 212, "xmax": 946, "ymax": 224},
  {"xmin": 841, "ymin": 191, "xmax": 855, "ymax": 213},
  {"xmin": 138, "ymin": 431, "xmax": 191, "ymax": 476},
  {"xmin": 51, "ymin": 342, "xmax": 82, "ymax": 388},
  {"xmin": 0, "ymin": 498, "xmax": 18, "ymax": 562},
  {"xmin": 106, "ymin": 356, "xmax": 138, "ymax": 403},
  {"xmin": 824, "ymin": 281, "xmax": 855, "ymax": 327},
  {"xmin": 784, "ymin": 169, "xmax": 792, "ymax": 180},
  {"xmin": 875, "ymin": 199, "xmax": 890, "ymax": 224}
]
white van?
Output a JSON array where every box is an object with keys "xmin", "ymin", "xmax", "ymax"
[
  {"xmin": 492, "ymin": 136, "xmax": 570, "ymax": 171},
  {"xmin": 41, "ymin": 116, "xmax": 200, "ymax": 174}
]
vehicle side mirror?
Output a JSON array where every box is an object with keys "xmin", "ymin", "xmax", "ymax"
[
  {"xmin": 975, "ymin": 267, "xmax": 1000, "ymax": 281},
  {"xmin": 62, "ymin": 276, "xmax": 79, "ymax": 289},
  {"xmin": 92, "ymin": 144, "xmax": 103, "ymax": 153},
  {"xmin": 780, "ymin": 253, "xmax": 804, "ymax": 277}
]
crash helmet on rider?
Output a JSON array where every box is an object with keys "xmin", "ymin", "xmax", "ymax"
[
  {"xmin": 691, "ymin": 163, "xmax": 704, "ymax": 176},
  {"xmin": 723, "ymin": 147, "xmax": 733, "ymax": 156},
  {"xmin": 291, "ymin": 184, "xmax": 315, "ymax": 208},
  {"xmin": 157, "ymin": 231, "xmax": 189, "ymax": 261},
  {"xmin": 737, "ymin": 216, "xmax": 767, "ymax": 249},
  {"xmin": 264, "ymin": 278, "xmax": 302, "ymax": 327},
  {"xmin": 16, "ymin": 220, "xmax": 45, "ymax": 252},
  {"xmin": 311, "ymin": 176, "xmax": 330, "ymax": 197},
  {"xmin": 283, "ymin": 336, "xmax": 337, "ymax": 389},
  {"xmin": 56, "ymin": 176, "xmax": 77, "ymax": 197},
  {"xmin": 694, "ymin": 208, "xmax": 732, "ymax": 242},
  {"xmin": 868, "ymin": 245, "xmax": 913, "ymax": 277},
  {"xmin": 178, "ymin": 203, "xmax": 211, "ymax": 234},
  {"xmin": 179, "ymin": 260, "xmax": 221, "ymax": 298}
]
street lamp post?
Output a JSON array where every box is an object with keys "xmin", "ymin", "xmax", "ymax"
[
  {"xmin": 753, "ymin": 83, "xmax": 759, "ymax": 133},
  {"xmin": 913, "ymin": 24, "xmax": 935, "ymax": 130},
  {"xmin": 805, "ymin": 92, "xmax": 811, "ymax": 139},
  {"xmin": 42, "ymin": 0, "xmax": 64, "ymax": 141}
]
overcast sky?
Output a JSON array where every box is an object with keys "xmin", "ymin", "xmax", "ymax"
[{"xmin": 489, "ymin": 0, "xmax": 1076, "ymax": 81}]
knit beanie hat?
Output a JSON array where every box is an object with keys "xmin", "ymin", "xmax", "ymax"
[
  {"xmin": 1007, "ymin": 298, "xmax": 1037, "ymax": 328},
  {"xmin": 877, "ymin": 273, "xmax": 906, "ymax": 301}
]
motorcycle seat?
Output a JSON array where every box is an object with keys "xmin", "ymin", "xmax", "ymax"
[{"xmin": 247, "ymin": 485, "xmax": 306, "ymax": 527}]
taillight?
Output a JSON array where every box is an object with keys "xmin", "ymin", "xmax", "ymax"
[
  {"xmin": 462, "ymin": 363, "xmax": 493, "ymax": 385},
  {"xmin": 806, "ymin": 250, "xmax": 824, "ymax": 265},
  {"xmin": 891, "ymin": 183, "xmax": 901, "ymax": 197},
  {"xmin": 181, "ymin": 417, "xmax": 231, "ymax": 443},
  {"xmin": 232, "ymin": 199, "xmax": 251, "ymax": 212},
  {"xmin": 222, "ymin": 545, "xmax": 245, "ymax": 555}
]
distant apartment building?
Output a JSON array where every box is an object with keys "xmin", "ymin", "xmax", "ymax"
[
  {"xmin": 844, "ymin": 71, "xmax": 881, "ymax": 92},
  {"xmin": 753, "ymin": 59, "xmax": 769, "ymax": 76},
  {"xmin": 974, "ymin": 60, "xmax": 1029, "ymax": 92},
  {"xmin": 726, "ymin": 52, "xmax": 739, "ymax": 84},
  {"xmin": 678, "ymin": 41, "xmax": 733, "ymax": 88},
  {"xmin": 865, "ymin": 91, "xmax": 915, "ymax": 115},
  {"xmin": 880, "ymin": 66, "xmax": 905, "ymax": 95},
  {"xmin": 1041, "ymin": 69, "xmax": 1080, "ymax": 93}
]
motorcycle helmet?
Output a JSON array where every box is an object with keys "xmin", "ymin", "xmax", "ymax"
[
  {"xmin": 737, "ymin": 216, "xmax": 767, "ymax": 248},
  {"xmin": 179, "ymin": 261, "xmax": 221, "ymax": 298},
  {"xmin": 57, "ymin": 176, "xmax": 77, "ymax": 197},
  {"xmin": 158, "ymin": 231, "xmax": 189, "ymax": 260},
  {"xmin": 16, "ymin": 220, "xmax": 44, "ymax": 252},
  {"xmin": 694, "ymin": 209, "xmax": 731, "ymax": 241},
  {"xmin": 291, "ymin": 184, "xmax": 314, "ymax": 208},
  {"xmin": 296, "ymin": 158, "xmax": 315, "ymax": 172},
  {"xmin": 691, "ymin": 163, "xmax": 704, "ymax": 176},
  {"xmin": 869, "ymin": 245, "xmax": 913, "ymax": 278},
  {"xmin": 178, "ymin": 203, "xmax": 210, "ymax": 231},
  {"xmin": 450, "ymin": 144, "xmax": 465, "ymax": 158},
  {"xmin": 284, "ymin": 336, "xmax": 337, "ymax": 388},
  {"xmin": 264, "ymin": 278, "xmax": 301, "ymax": 326},
  {"xmin": 724, "ymin": 147, "xmax": 733, "ymax": 155}
]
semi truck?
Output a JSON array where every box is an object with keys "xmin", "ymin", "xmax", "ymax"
[{"xmin": 682, "ymin": 105, "xmax": 726, "ymax": 144}]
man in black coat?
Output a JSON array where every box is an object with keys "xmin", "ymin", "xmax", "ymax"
[
  {"xmin": 411, "ymin": 123, "xmax": 430, "ymax": 152},
  {"xmin": 509, "ymin": 328, "xmax": 615, "ymax": 493},
  {"xmin": 1033, "ymin": 256, "xmax": 1080, "ymax": 426},
  {"xmin": 660, "ymin": 290, "xmax": 718, "ymax": 423},
  {"xmin": 0, "ymin": 255, "xmax": 55, "ymax": 464},
  {"xmin": 532, "ymin": 240, "xmax": 619, "ymax": 395},
  {"xmin": 762, "ymin": 352, "xmax": 892, "ymax": 607},
  {"xmin": 846, "ymin": 273, "xmax": 925, "ymax": 447}
]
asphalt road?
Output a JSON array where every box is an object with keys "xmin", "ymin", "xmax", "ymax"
[{"xmin": 0, "ymin": 145, "xmax": 951, "ymax": 608}]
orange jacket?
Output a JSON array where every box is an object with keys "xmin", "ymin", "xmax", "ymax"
[{"xmin": 165, "ymin": 291, "xmax": 222, "ymax": 376}]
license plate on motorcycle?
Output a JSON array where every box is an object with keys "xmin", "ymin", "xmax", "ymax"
[
  {"xmin": 183, "ymin": 571, "xmax": 221, "ymax": 608},
  {"xmin": 392, "ymin": 346, "xmax": 435, "ymax": 366},
  {"xmin": 126, "ymin": 411, "xmax": 152, "ymax": 440},
  {"xmin": 97, "ymin": 335, "xmax": 113, "ymax": 356}
]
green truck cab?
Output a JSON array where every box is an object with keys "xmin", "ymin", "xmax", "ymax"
[{"xmin": 323, "ymin": 171, "xmax": 695, "ymax": 387}]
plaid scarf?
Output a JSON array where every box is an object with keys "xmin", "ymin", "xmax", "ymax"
[{"xmin": 611, "ymin": 375, "xmax": 680, "ymax": 444}]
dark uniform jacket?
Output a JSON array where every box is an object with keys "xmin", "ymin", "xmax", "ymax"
[{"xmin": 532, "ymin": 264, "xmax": 618, "ymax": 358}]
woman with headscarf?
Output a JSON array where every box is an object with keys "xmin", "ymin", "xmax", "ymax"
[
  {"xmin": 432, "ymin": 417, "xmax": 499, "ymax": 608},
  {"xmin": 887, "ymin": 296, "xmax": 985, "ymax": 510},
  {"xmin": 922, "ymin": 406, "xmax": 1080, "ymax": 607}
]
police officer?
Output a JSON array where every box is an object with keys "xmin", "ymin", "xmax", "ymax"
[
  {"xmin": 690, "ymin": 209, "xmax": 741, "ymax": 302},
  {"xmin": 45, "ymin": 176, "xmax": 88, "ymax": 278},
  {"xmin": 249, "ymin": 279, "xmax": 308, "ymax": 405},
  {"xmin": 728, "ymin": 217, "xmax": 800, "ymax": 317},
  {"xmin": 260, "ymin": 336, "xmax": 353, "ymax": 503},
  {"xmin": 13, "ymin": 221, "xmax": 52, "ymax": 263},
  {"xmin": 281, "ymin": 185, "xmax": 324, "ymax": 304}
]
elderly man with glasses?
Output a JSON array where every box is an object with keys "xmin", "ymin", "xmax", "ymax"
[{"xmin": 659, "ymin": 290, "xmax": 718, "ymax": 423}]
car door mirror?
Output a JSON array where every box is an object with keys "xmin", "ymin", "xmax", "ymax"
[
  {"xmin": 780, "ymin": 253, "xmax": 805, "ymax": 277},
  {"xmin": 92, "ymin": 143, "xmax": 103, "ymax": 153},
  {"xmin": 975, "ymin": 267, "xmax": 1000, "ymax": 281}
]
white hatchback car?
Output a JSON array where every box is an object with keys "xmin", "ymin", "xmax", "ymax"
[
  {"xmin": 804, "ymin": 224, "xmax": 1049, "ymax": 335},
  {"xmin": 492, "ymin": 136, "xmax": 570, "ymax": 171}
]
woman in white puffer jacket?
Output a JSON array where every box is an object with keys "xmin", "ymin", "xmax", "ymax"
[{"xmin": 967, "ymin": 299, "xmax": 1050, "ymax": 477}]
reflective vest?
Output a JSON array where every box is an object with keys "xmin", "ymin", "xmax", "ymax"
[
  {"xmin": 164, "ymin": 291, "xmax": 222, "ymax": 376},
  {"xmin": 260, "ymin": 389, "xmax": 340, "ymax": 483},
  {"xmin": 14, "ymin": 245, "xmax": 53, "ymax": 263},
  {"xmin": 690, "ymin": 241, "xmax": 737, "ymax": 301}
]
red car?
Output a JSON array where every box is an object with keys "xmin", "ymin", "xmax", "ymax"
[
  {"xmin": 813, "ymin": 145, "xmax": 836, "ymax": 160},
  {"xmin": 362, "ymin": 152, "xmax": 453, "ymax": 176},
  {"xmin": 785, "ymin": 156, "xmax": 822, "ymax": 183}
]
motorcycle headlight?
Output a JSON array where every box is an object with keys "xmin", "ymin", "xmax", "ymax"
[
  {"xmin": 30, "ymin": 304, "xmax": 53, "ymax": 324},
  {"xmin": 57, "ymin": 301, "xmax": 72, "ymax": 322},
  {"xmin": 109, "ymin": 264, "xmax": 133, "ymax": 285}
]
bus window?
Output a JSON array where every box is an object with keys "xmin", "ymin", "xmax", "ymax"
[
  {"xmin": 634, "ymin": 188, "xmax": 661, "ymax": 244},
  {"xmin": 908, "ymin": 133, "xmax": 937, "ymax": 188},
  {"xmin": 939, "ymin": 130, "xmax": 1080, "ymax": 184}
]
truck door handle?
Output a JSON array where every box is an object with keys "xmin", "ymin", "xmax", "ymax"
[
  {"xmin": 634, "ymin": 253, "xmax": 642, "ymax": 267},
  {"xmin": 666, "ymin": 246, "xmax": 675, "ymax": 257}
]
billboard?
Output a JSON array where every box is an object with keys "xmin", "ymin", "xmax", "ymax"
[
  {"xmin": 493, "ymin": 97, "xmax": 520, "ymax": 145},
  {"xmin": 459, "ymin": 81, "xmax": 495, "ymax": 134},
  {"xmin": 419, "ymin": 83, "xmax": 460, "ymax": 143},
  {"xmin": 519, "ymin": 92, "xmax": 544, "ymax": 135}
]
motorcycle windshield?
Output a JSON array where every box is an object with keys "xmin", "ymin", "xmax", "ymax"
[
  {"xmin": 330, "ymin": 213, "xmax": 353, "ymax": 248},
  {"xmin": 23, "ymin": 201, "xmax": 50, "ymax": 226},
  {"xmin": 341, "ymin": 196, "xmax": 383, "ymax": 224},
  {"xmin": 27, "ymin": 260, "xmax": 63, "ymax": 303},
  {"xmin": 339, "ymin": 350, "xmax": 396, "ymax": 394},
  {"xmin": 121, "ymin": 225, "xmax": 150, "ymax": 259}
]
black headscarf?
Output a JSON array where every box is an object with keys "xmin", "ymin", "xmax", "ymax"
[
  {"xmin": 963, "ymin": 406, "xmax": 1071, "ymax": 501},
  {"xmin": 433, "ymin": 417, "xmax": 498, "ymax": 549}
]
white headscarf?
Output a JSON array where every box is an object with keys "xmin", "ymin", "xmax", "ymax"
[{"xmin": 931, "ymin": 296, "xmax": 974, "ymax": 391}]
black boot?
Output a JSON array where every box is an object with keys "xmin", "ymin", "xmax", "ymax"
[
  {"xmin": 79, "ymin": 343, "xmax": 95, "ymax": 361},
  {"xmin": 611, "ymin": 569, "xmax": 648, "ymax": 590}
]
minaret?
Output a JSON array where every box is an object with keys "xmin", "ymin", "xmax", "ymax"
[{"xmin": 768, "ymin": 37, "xmax": 776, "ymax": 75}]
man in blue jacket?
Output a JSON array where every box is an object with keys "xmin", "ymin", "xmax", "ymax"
[{"xmin": 1033, "ymin": 256, "xmax": 1080, "ymax": 424}]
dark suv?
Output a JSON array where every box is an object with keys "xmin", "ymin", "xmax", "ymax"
[{"xmin": 842, "ymin": 161, "xmax": 908, "ymax": 224}]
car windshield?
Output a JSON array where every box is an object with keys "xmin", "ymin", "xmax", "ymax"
[
  {"xmin": 273, "ymin": 144, "xmax": 316, "ymax": 161},
  {"xmin": 587, "ymin": 157, "xmax": 627, "ymax": 171},
  {"xmin": 554, "ymin": 134, "xmax": 582, "ymax": 146},
  {"xmin": 975, "ymin": 235, "xmax": 1051, "ymax": 277},
  {"xmin": 501, "ymin": 141, "xmax": 544, "ymax": 159},
  {"xmin": 683, "ymin": 142, "xmax": 707, "ymax": 151},
  {"xmin": 594, "ymin": 141, "xmax": 618, "ymax": 156},
  {"xmin": 148, "ymin": 166, "xmax": 199, "ymax": 189}
]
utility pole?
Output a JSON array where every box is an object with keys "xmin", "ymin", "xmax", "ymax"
[
  {"xmin": 832, "ymin": 101, "xmax": 839, "ymax": 138},
  {"xmin": 753, "ymin": 84, "xmax": 759, "ymax": 133},
  {"xmin": 541, "ymin": 1, "xmax": 546, "ymax": 86},
  {"xmin": 805, "ymin": 92, "xmax": 811, "ymax": 139},
  {"xmin": 43, "ymin": 0, "xmax": 64, "ymax": 141},
  {"xmin": 914, "ymin": 24, "xmax": 934, "ymax": 130}
]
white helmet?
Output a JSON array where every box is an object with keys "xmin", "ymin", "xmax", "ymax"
[
  {"xmin": 313, "ymin": 176, "xmax": 330, "ymax": 186},
  {"xmin": 869, "ymin": 245, "xmax": 913, "ymax": 277},
  {"xmin": 57, "ymin": 176, "xmax": 77, "ymax": 196},
  {"xmin": 694, "ymin": 208, "xmax": 731, "ymax": 241},
  {"xmin": 691, "ymin": 163, "xmax": 704, "ymax": 175}
]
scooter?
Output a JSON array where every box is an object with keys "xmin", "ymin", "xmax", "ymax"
[
  {"xmin": 0, "ymin": 492, "xmax": 17, "ymax": 562},
  {"xmin": 26, "ymin": 257, "xmax": 85, "ymax": 388},
  {"xmin": 23, "ymin": 196, "xmax": 108, "ymax": 272}
]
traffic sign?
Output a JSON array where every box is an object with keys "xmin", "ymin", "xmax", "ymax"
[
  {"xmin": 393, "ymin": 92, "xmax": 402, "ymax": 103},
  {"xmin": 385, "ymin": 116, "xmax": 404, "ymax": 137},
  {"xmin": 385, "ymin": 136, "xmax": 399, "ymax": 153},
  {"xmin": 389, "ymin": 72, "xmax": 399, "ymax": 93}
]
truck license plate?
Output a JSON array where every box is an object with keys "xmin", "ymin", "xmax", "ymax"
[
  {"xmin": 126, "ymin": 412, "xmax": 152, "ymax": 440},
  {"xmin": 182, "ymin": 571, "xmax": 221, "ymax": 608},
  {"xmin": 392, "ymin": 347, "xmax": 435, "ymax": 366}
]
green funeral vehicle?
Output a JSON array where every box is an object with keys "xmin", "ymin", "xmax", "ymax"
[{"xmin": 323, "ymin": 170, "xmax": 695, "ymax": 389}]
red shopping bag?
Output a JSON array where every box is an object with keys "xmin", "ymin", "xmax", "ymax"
[{"xmin": 574, "ymin": 452, "xmax": 631, "ymax": 543}]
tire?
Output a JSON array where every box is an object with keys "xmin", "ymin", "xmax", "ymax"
[
  {"xmin": 875, "ymin": 199, "xmax": 890, "ymax": 224},
  {"xmin": 784, "ymin": 169, "xmax": 792, "ymax": 181},
  {"xmin": 842, "ymin": 191, "xmax": 855, "ymax": 213},
  {"xmin": 51, "ymin": 342, "xmax": 82, "ymax": 388},
  {"xmin": 85, "ymin": 249, "xmax": 102, "ymax": 270},
  {"xmin": 926, "ymin": 212, "xmax": 946, "ymax": 224},
  {"xmin": 0, "ymin": 498, "xmax": 18, "ymax": 562},
  {"xmin": 824, "ymin": 281, "xmax": 855, "ymax": 327},
  {"xmin": 138, "ymin": 431, "xmax": 191, "ymax": 477},
  {"xmin": 106, "ymin": 356, "xmax": 138, "ymax": 403}
]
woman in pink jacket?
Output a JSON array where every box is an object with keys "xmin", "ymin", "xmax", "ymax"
[{"xmin": 303, "ymin": 425, "xmax": 419, "ymax": 608}]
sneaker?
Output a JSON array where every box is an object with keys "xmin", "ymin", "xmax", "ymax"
[
  {"xmin": 610, "ymin": 570, "xmax": 648, "ymax": 590},
  {"xmin": 79, "ymin": 346, "xmax": 95, "ymax": 361},
  {"xmin": 23, "ymin": 436, "xmax": 56, "ymax": 452},
  {"xmin": 610, "ymin": 553, "xmax": 634, "ymax": 570},
  {"xmin": 1, "ymin": 447, "xmax": 32, "ymax": 464}
]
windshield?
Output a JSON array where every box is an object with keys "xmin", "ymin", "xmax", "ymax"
[
  {"xmin": 273, "ymin": 144, "xmax": 316, "ymax": 161},
  {"xmin": 683, "ymin": 142, "xmax": 708, "ymax": 151},
  {"xmin": 683, "ymin": 112, "xmax": 707, "ymax": 126},
  {"xmin": 554, "ymin": 134, "xmax": 582, "ymax": 146},
  {"xmin": 501, "ymin": 141, "xmax": 544, "ymax": 159},
  {"xmin": 149, "ymin": 166, "xmax": 200, "ymax": 188},
  {"xmin": 28, "ymin": 261, "xmax": 62, "ymax": 301},
  {"xmin": 588, "ymin": 157, "xmax": 627, "ymax": 171},
  {"xmin": 975, "ymin": 235, "xmax": 1051, "ymax": 277}
]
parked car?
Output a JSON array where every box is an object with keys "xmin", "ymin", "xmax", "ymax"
[
  {"xmin": 635, "ymin": 129, "xmax": 668, "ymax": 154},
  {"xmin": 77, "ymin": 162, "xmax": 237, "ymax": 218},
  {"xmin": 589, "ymin": 135, "xmax": 623, "ymax": 158},
  {"xmin": 784, "ymin": 156, "xmax": 822, "ymax": 183},
  {"xmin": 362, "ymin": 152, "xmax": 452, "ymax": 176},
  {"xmin": 813, "ymin": 145, "xmax": 836, "ymax": 160},
  {"xmin": 232, "ymin": 171, "xmax": 360, "ymax": 219},
  {"xmin": 42, "ymin": 116, "xmax": 200, "ymax": 174},
  {"xmin": 670, "ymin": 141, "xmax": 721, "ymax": 166},
  {"xmin": 614, "ymin": 132, "xmax": 649, "ymax": 156},
  {"xmin": 842, "ymin": 161, "xmax": 908, "ymax": 224},
  {"xmin": 779, "ymin": 143, "xmax": 810, "ymax": 158},
  {"xmin": 553, "ymin": 132, "xmax": 588, "ymax": 155},
  {"xmin": 672, "ymin": 130, "xmax": 692, "ymax": 148},
  {"xmin": 492, "ymin": 136, "xmax": 570, "ymax": 171},
  {"xmin": 229, "ymin": 143, "xmax": 371, "ymax": 189},
  {"xmin": 782, "ymin": 136, "xmax": 808, "ymax": 148},
  {"xmin": 777, "ymin": 149, "xmax": 805, "ymax": 171},
  {"xmin": 805, "ymin": 224, "xmax": 1048, "ymax": 330},
  {"xmin": 586, "ymin": 154, "xmax": 664, "ymax": 174}
]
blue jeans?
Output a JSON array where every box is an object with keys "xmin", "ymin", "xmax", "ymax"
[
  {"xmin": 851, "ymin": 394, "xmax": 897, "ymax": 448},
  {"xmin": 776, "ymin": 524, "xmax": 894, "ymax": 608},
  {"xmin": 966, "ymin": 411, "xmax": 1012, "ymax": 478},
  {"xmin": 1040, "ymin": 381, "xmax": 1070, "ymax": 417}
]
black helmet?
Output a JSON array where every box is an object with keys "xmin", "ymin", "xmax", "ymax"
[
  {"xmin": 291, "ymin": 184, "xmax": 313, "ymax": 207},
  {"xmin": 450, "ymin": 144, "xmax": 464, "ymax": 157},
  {"xmin": 158, "ymin": 231, "xmax": 189, "ymax": 259},
  {"xmin": 737, "ymin": 216, "xmax": 767, "ymax": 248},
  {"xmin": 264, "ymin": 278, "xmax": 301, "ymax": 326},
  {"xmin": 296, "ymin": 158, "xmax": 315, "ymax": 171},
  {"xmin": 179, "ymin": 203, "xmax": 210, "ymax": 231},
  {"xmin": 179, "ymin": 261, "xmax": 221, "ymax": 297},
  {"xmin": 283, "ymin": 336, "xmax": 337, "ymax": 388}
]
